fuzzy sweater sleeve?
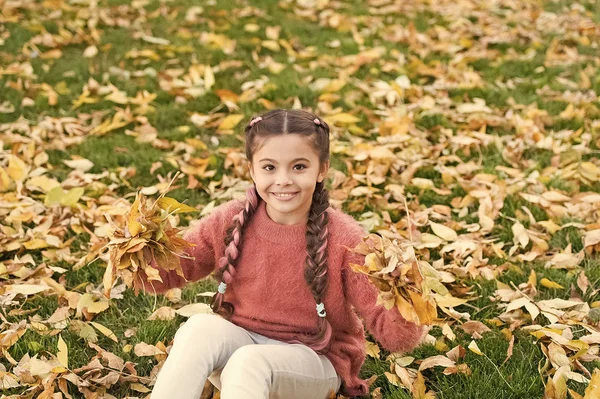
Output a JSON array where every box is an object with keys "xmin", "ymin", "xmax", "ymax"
[
  {"xmin": 341, "ymin": 227, "xmax": 426, "ymax": 353},
  {"xmin": 139, "ymin": 200, "xmax": 242, "ymax": 294}
]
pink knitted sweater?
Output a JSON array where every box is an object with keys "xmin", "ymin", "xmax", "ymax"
[{"xmin": 145, "ymin": 199, "xmax": 425, "ymax": 397}]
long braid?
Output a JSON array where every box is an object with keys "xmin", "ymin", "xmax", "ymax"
[
  {"xmin": 227, "ymin": 110, "xmax": 333, "ymax": 351},
  {"xmin": 300, "ymin": 181, "xmax": 333, "ymax": 353},
  {"xmin": 210, "ymin": 186, "xmax": 259, "ymax": 318}
]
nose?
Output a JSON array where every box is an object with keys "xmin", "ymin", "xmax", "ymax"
[{"xmin": 275, "ymin": 171, "xmax": 292, "ymax": 186}]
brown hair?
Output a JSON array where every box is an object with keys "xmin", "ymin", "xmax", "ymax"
[{"xmin": 210, "ymin": 109, "xmax": 333, "ymax": 353}]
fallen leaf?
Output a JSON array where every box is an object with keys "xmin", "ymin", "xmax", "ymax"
[
  {"xmin": 418, "ymin": 355, "xmax": 455, "ymax": 371},
  {"xmin": 134, "ymin": 342, "xmax": 165, "ymax": 357},
  {"xmin": 57, "ymin": 335, "xmax": 68, "ymax": 368},
  {"xmin": 540, "ymin": 278, "xmax": 564, "ymax": 290},
  {"xmin": 175, "ymin": 303, "xmax": 212, "ymax": 317},
  {"xmin": 468, "ymin": 340, "xmax": 484, "ymax": 356}
]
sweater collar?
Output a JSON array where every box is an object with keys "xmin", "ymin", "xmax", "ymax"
[{"xmin": 251, "ymin": 200, "xmax": 307, "ymax": 245}]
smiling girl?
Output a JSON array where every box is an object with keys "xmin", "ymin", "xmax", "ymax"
[{"xmin": 142, "ymin": 109, "xmax": 426, "ymax": 399}]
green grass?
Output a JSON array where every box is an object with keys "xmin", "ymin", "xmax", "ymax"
[{"xmin": 2, "ymin": 0, "xmax": 600, "ymax": 397}]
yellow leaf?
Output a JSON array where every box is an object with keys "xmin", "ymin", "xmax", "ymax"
[
  {"xmin": 384, "ymin": 371, "xmax": 400, "ymax": 387},
  {"xmin": 364, "ymin": 252, "xmax": 383, "ymax": 271},
  {"xmin": 408, "ymin": 290, "xmax": 436, "ymax": 325},
  {"xmin": 76, "ymin": 293, "xmax": 109, "ymax": 317},
  {"xmin": 130, "ymin": 382, "xmax": 151, "ymax": 393},
  {"xmin": 127, "ymin": 193, "xmax": 144, "ymax": 236},
  {"xmin": 218, "ymin": 114, "xmax": 245, "ymax": 130},
  {"xmin": 26, "ymin": 175, "xmax": 61, "ymax": 193},
  {"xmin": 433, "ymin": 294, "xmax": 468, "ymax": 308},
  {"xmin": 134, "ymin": 342, "xmax": 166, "ymax": 357},
  {"xmin": 393, "ymin": 356, "xmax": 415, "ymax": 367},
  {"xmin": 584, "ymin": 369, "xmax": 600, "ymax": 399},
  {"xmin": 527, "ymin": 269, "xmax": 537, "ymax": 287},
  {"xmin": 44, "ymin": 186, "xmax": 84, "ymax": 206},
  {"xmin": 157, "ymin": 197, "xmax": 197, "ymax": 213},
  {"xmin": 7, "ymin": 155, "xmax": 28, "ymax": 181},
  {"xmin": 204, "ymin": 64, "xmax": 215, "ymax": 90},
  {"xmin": 430, "ymin": 222, "xmax": 458, "ymax": 241},
  {"xmin": 548, "ymin": 374, "xmax": 567, "ymax": 399},
  {"xmin": 83, "ymin": 45, "xmax": 98, "ymax": 58},
  {"xmin": 396, "ymin": 294, "xmax": 419, "ymax": 324},
  {"xmin": 69, "ymin": 320, "xmax": 98, "ymax": 342},
  {"xmin": 580, "ymin": 162, "xmax": 600, "ymax": 182},
  {"xmin": 57, "ymin": 335, "xmax": 68, "ymax": 368},
  {"xmin": 540, "ymin": 278, "xmax": 564, "ymax": 289},
  {"xmin": 326, "ymin": 112, "xmax": 360, "ymax": 125},
  {"xmin": 548, "ymin": 343, "xmax": 570, "ymax": 369},
  {"xmin": 40, "ymin": 49, "xmax": 63, "ymax": 59},
  {"xmin": 512, "ymin": 221, "xmax": 529, "ymax": 248},
  {"xmin": 6, "ymin": 284, "xmax": 51, "ymax": 296},
  {"xmin": 90, "ymin": 321, "xmax": 118, "ymax": 342},
  {"xmin": 105, "ymin": 89, "xmax": 129, "ymax": 105},
  {"xmin": 63, "ymin": 158, "xmax": 94, "ymax": 172},
  {"xmin": 0, "ymin": 371, "xmax": 20, "ymax": 389},
  {"xmin": 23, "ymin": 238, "xmax": 49, "ymax": 250},
  {"xmin": 0, "ymin": 167, "xmax": 11, "ymax": 191},
  {"xmin": 418, "ymin": 355, "xmax": 455, "ymax": 371},
  {"xmin": 468, "ymin": 340, "xmax": 483, "ymax": 356},
  {"xmin": 261, "ymin": 40, "xmax": 280, "ymax": 51},
  {"xmin": 244, "ymin": 23, "xmax": 260, "ymax": 32},
  {"xmin": 411, "ymin": 371, "xmax": 435, "ymax": 399},
  {"xmin": 366, "ymin": 341, "xmax": 380, "ymax": 359},
  {"xmin": 569, "ymin": 389, "xmax": 584, "ymax": 399},
  {"xmin": 442, "ymin": 323, "xmax": 456, "ymax": 341}
]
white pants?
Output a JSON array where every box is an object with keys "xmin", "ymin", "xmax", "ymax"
[{"xmin": 150, "ymin": 314, "xmax": 341, "ymax": 399}]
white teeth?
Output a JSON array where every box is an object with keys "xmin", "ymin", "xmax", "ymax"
[{"xmin": 273, "ymin": 193, "xmax": 296, "ymax": 197}]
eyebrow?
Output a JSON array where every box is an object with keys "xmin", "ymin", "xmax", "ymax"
[{"xmin": 258, "ymin": 158, "xmax": 311, "ymax": 163}]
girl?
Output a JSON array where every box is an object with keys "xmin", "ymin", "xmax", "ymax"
[{"xmin": 140, "ymin": 109, "xmax": 426, "ymax": 399}]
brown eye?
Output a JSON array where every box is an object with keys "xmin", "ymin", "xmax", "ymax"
[{"xmin": 294, "ymin": 164, "xmax": 307, "ymax": 171}]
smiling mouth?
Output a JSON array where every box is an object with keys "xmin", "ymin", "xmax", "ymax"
[{"xmin": 271, "ymin": 192, "xmax": 299, "ymax": 198}]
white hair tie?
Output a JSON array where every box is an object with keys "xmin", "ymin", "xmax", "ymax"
[
  {"xmin": 217, "ymin": 282, "xmax": 227, "ymax": 294},
  {"xmin": 316, "ymin": 302, "xmax": 326, "ymax": 317}
]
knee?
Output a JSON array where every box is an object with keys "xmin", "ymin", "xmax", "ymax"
[
  {"xmin": 174, "ymin": 313, "xmax": 226, "ymax": 343},
  {"xmin": 222, "ymin": 346, "xmax": 270, "ymax": 378}
]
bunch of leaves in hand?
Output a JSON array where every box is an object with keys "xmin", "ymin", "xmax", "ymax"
[
  {"xmin": 102, "ymin": 191, "xmax": 196, "ymax": 296},
  {"xmin": 351, "ymin": 234, "xmax": 443, "ymax": 326}
]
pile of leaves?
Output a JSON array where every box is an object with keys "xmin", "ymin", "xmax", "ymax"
[
  {"xmin": 351, "ymin": 234, "xmax": 441, "ymax": 326},
  {"xmin": 101, "ymin": 189, "xmax": 197, "ymax": 297}
]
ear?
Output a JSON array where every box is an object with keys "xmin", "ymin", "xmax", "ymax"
[{"xmin": 317, "ymin": 160, "xmax": 330, "ymax": 183}]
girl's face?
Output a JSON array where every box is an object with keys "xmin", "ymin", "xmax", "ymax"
[{"xmin": 249, "ymin": 134, "xmax": 328, "ymax": 225}]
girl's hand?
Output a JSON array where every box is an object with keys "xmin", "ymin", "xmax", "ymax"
[{"xmin": 133, "ymin": 247, "xmax": 159, "ymax": 293}]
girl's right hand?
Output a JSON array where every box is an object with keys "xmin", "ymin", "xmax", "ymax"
[
  {"xmin": 133, "ymin": 247, "xmax": 160, "ymax": 293},
  {"xmin": 134, "ymin": 247, "xmax": 186, "ymax": 294}
]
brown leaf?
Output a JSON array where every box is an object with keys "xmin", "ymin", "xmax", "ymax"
[
  {"xmin": 460, "ymin": 321, "xmax": 491, "ymax": 338},
  {"xmin": 134, "ymin": 342, "xmax": 165, "ymax": 357}
]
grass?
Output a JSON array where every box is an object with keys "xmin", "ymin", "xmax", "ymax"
[{"xmin": 1, "ymin": 0, "xmax": 600, "ymax": 398}]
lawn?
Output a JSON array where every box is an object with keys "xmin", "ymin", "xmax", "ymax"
[{"xmin": 1, "ymin": 0, "xmax": 600, "ymax": 398}]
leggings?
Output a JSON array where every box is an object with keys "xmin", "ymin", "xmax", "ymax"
[{"xmin": 150, "ymin": 314, "xmax": 341, "ymax": 399}]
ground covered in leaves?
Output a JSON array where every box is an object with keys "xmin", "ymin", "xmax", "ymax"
[{"xmin": 1, "ymin": 0, "xmax": 600, "ymax": 398}]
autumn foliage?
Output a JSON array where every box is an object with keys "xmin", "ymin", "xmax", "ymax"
[{"xmin": 102, "ymin": 191, "xmax": 196, "ymax": 296}]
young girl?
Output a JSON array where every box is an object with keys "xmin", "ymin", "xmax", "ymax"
[{"xmin": 140, "ymin": 109, "xmax": 426, "ymax": 399}]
